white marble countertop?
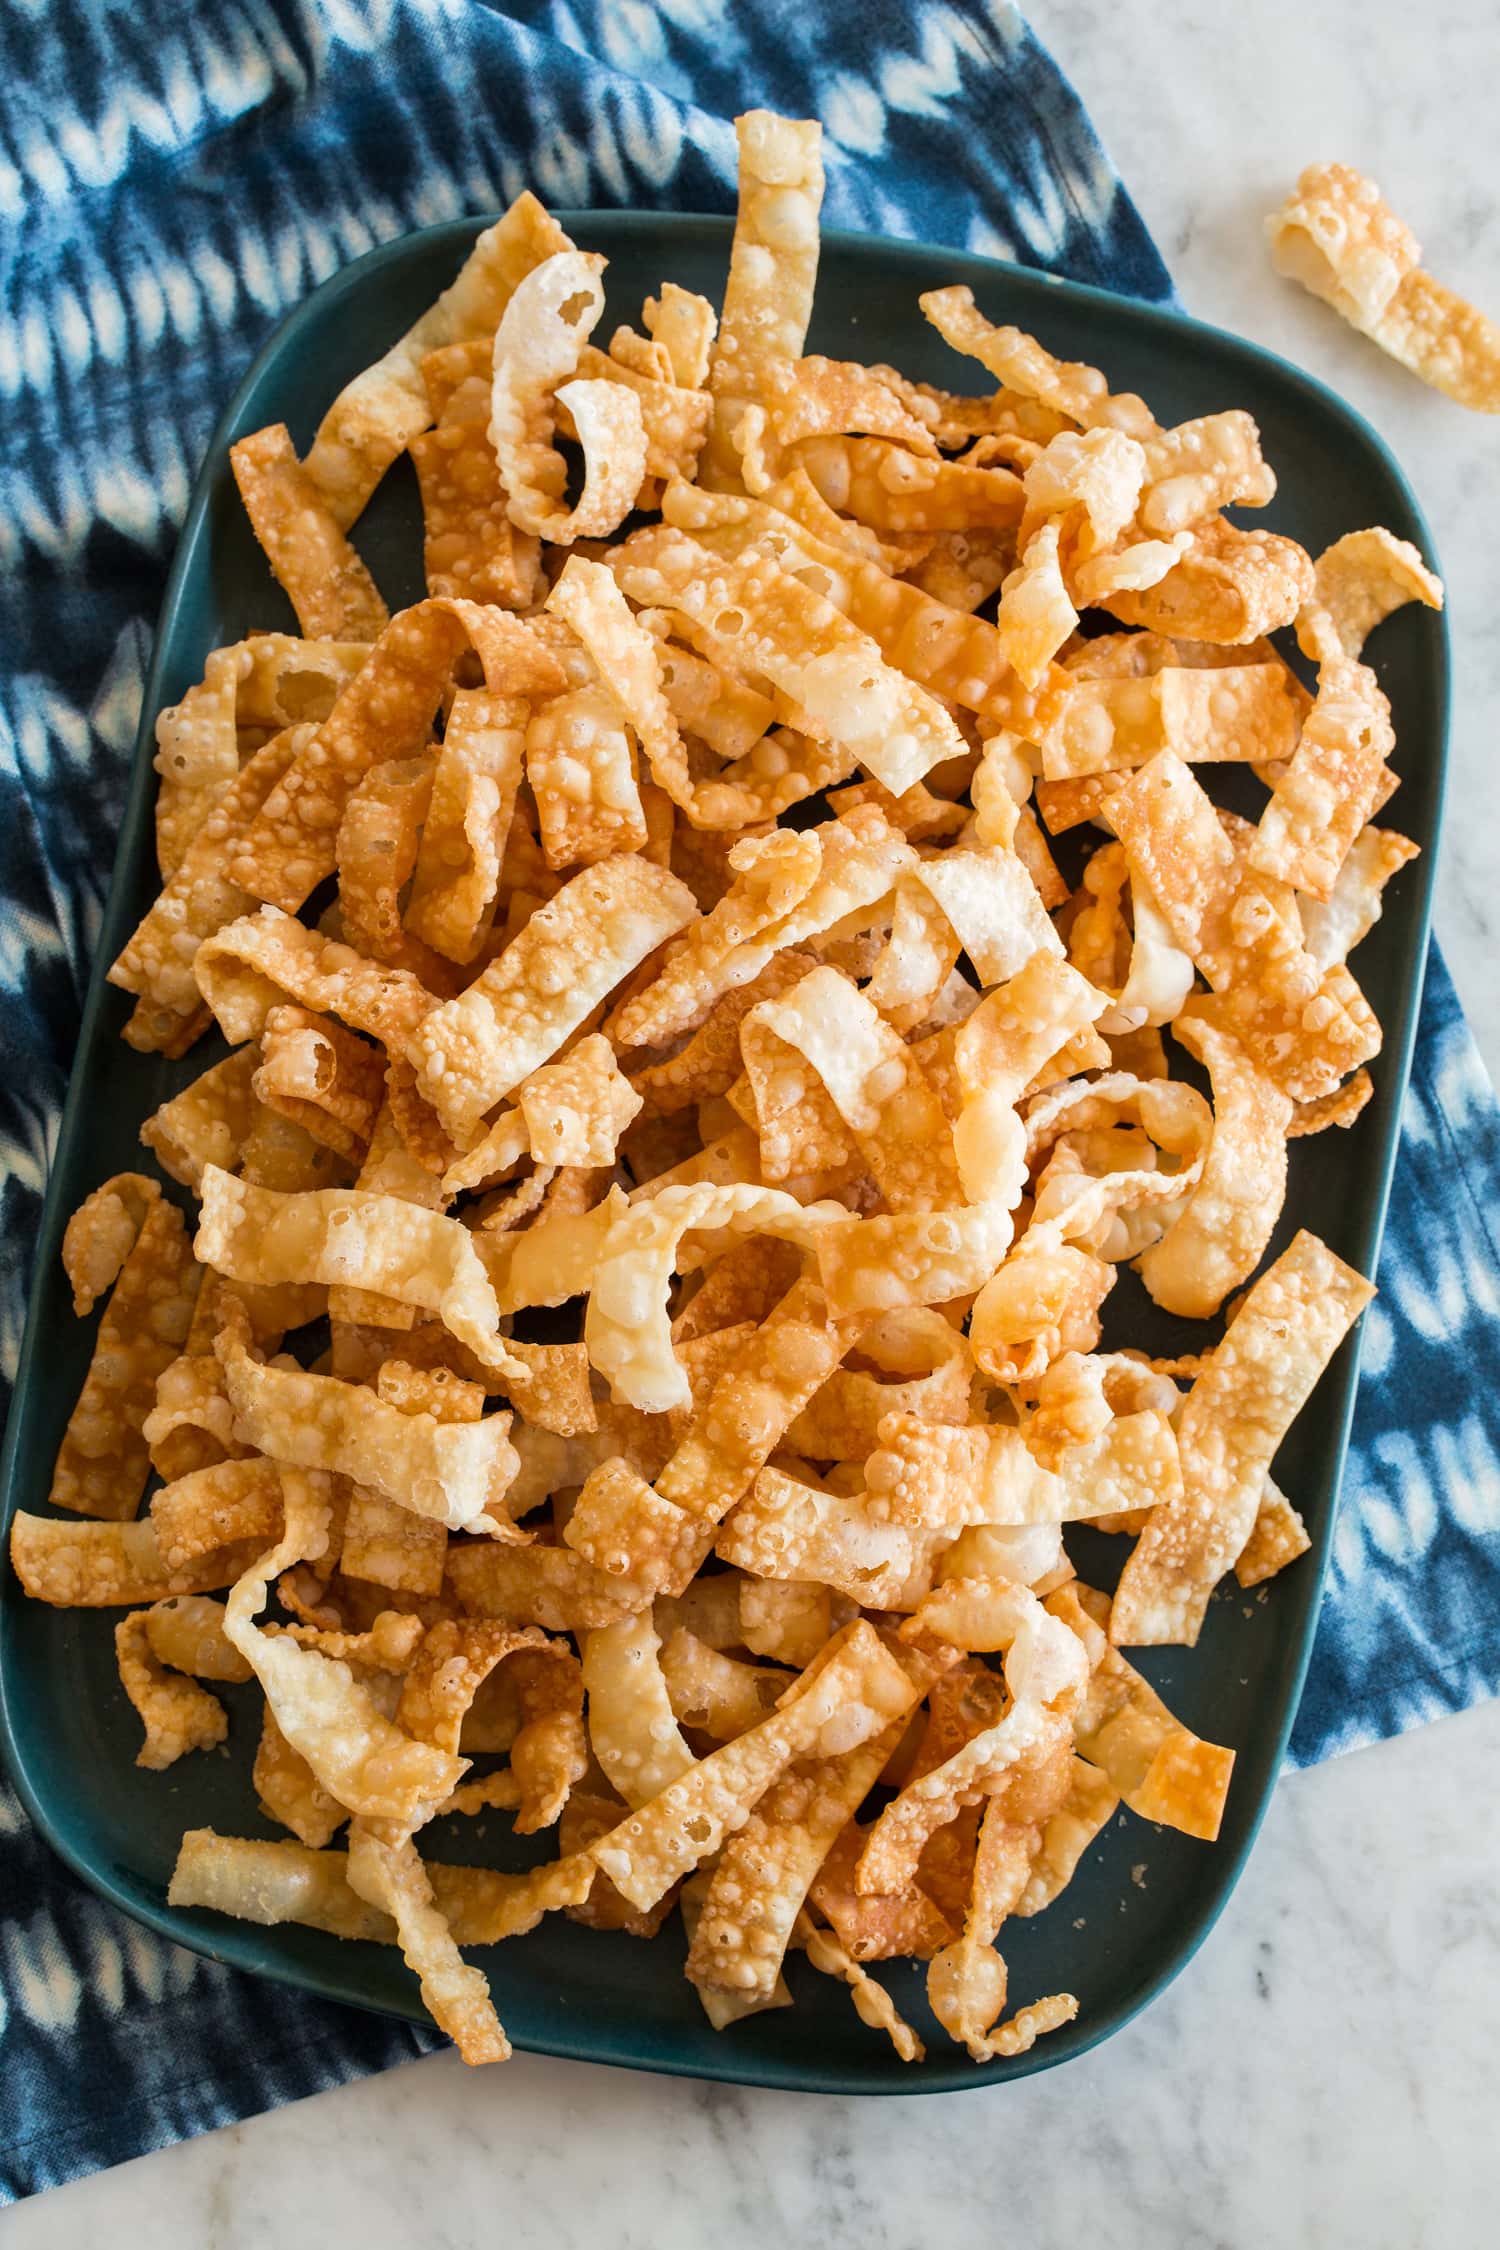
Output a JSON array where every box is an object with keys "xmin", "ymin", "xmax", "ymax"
[{"xmin": 13, "ymin": 1, "xmax": 1500, "ymax": 2241}]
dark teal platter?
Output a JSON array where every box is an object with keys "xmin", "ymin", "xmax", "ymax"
[{"xmin": 0, "ymin": 213, "xmax": 1449, "ymax": 2094}]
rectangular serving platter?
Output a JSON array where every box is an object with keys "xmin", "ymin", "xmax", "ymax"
[{"xmin": 0, "ymin": 212, "xmax": 1449, "ymax": 2093}]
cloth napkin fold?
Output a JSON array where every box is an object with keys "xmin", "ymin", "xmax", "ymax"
[{"xmin": 2, "ymin": 0, "xmax": 1497, "ymax": 2203}]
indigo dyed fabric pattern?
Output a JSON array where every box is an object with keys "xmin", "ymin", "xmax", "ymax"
[{"xmin": 0, "ymin": 0, "xmax": 1495, "ymax": 2201}]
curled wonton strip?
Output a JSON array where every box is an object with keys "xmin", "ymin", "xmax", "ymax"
[
  {"xmin": 488, "ymin": 251, "xmax": 647, "ymax": 540},
  {"xmin": 217, "ymin": 1329, "xmax": 518, "ymax": 1534},
  {"xmin": 1137, "ymin": 1008, "xmax": 1291, "ymax": 1318},
  {"xmin": 408, "ymin": 854, "xmax": 697, "ymax": 1147},
  {"xmin": 306, "ymin": 191, "xmax": 573, "ymax": 526},
  {"xmin": 589, "ymin": 1622, "xmax": 918, "ymax": 1912},
  {"xmin": 1111, "ymin": 1231, "xmax": 1373, "ymax": 1644},
  {"xmin": 1268, "ymin": 164, "xmax": 1500, "ymax": 414},
  {"xmin": 196, "ymin": 1167, "xmax": 522, "ymax": 1384}
]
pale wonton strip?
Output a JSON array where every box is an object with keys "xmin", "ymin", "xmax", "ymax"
[
  {"xmin": 687, "ymin": 1721, "xmax": 903, "ymax": 2007},
  {"xmin": 345, "ymin": 1825, "xmax": 508, "ymax": 2064},
  {"xmin": 741, "ymin": 965, "xmax": 960, "ymax": 1212},
  {"xmin": 168, "ymin": 1829, "xmax": 592, "ymax": 1946},
  {"xmin": 488, "ymin": 252, "xmax": 647, "ymax": 541},
  {"xmin": 1301, "ymin": 528, "xmax": 1443, "ymax": 662},
  {"xmin": 613, "ymin": 529, "xmax": 968, "ymax": 797},
  {"xmin": 306, "ymin": 191, "xmax": 573, "ymax": 526},
  {"xmin": 408, "ymin": 855, "xmax": 697, "ymax": 1146},
  {"xmin": 1268, "ymin": 163, "xmax": 1500, "ymax": 413},
  {"xmin": 195, "ymin": 1167, "xmax": 522, "ymax": 1383},
  {"xmin": 223, "ymin": 1467, "xmax": 467, "ymax": 1826},
  {"xmin": 705, "ymin": 110, "xmax": 825, "ymax": 482},
  {"xmin": 1137, "ymin": 1009, "xmax": 1291, "ymax": 1319},
  {"xmin": 1111, "ymin": 1232, "xmax": 1373, "ymax": 1644},
  {"xmin": 581, "ymin": 1609, "xmax": 697, "ymax": 1809},
  {"xmin": 590, "ymin": 1622, "xmax": 917, "ymax": 1910},
  {"xmin": 219, "ymin": 1334, "xmax": 517, "ymax": 1533},
  {"xmin": 580, "ymin": 1182, "xmax": 847, "ymax": 1415},
  {"xmin": 9, "ymin": 1513, "xmax": 263, "ymax": 1607}
]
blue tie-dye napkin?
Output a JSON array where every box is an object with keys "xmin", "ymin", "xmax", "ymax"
[{"xmin": 3, "ymin": 0, "xmax": 1498, "ymax": 2203}]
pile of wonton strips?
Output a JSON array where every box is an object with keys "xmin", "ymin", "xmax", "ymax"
[{"xmin": 12, "ymin": 110, "xmax": 1440, "ymax": 2069}]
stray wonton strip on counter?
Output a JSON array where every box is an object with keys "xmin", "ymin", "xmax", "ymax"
[{"xmin": 14, "ymin": 104, "xmax": 1433, "ymax": 2074}]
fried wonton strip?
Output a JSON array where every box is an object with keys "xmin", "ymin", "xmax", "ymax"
[
  {"xmin": 305, "ymin": 191, "xmax": 573, "ymax": 526},
  {"xmin": 142, "ymin": 1594, "xmax": 253, "ymax": 1683},
  {"xmin": 815, "ymin": 1200, "xmax": 1016, "ymax": 1325},
  {"xmin": 787, "ymin": 1308, "xmax": 973, "ymax": 1461},
  {"xmin": 229, "ymin": 602, "xmax": 563, "ymax": 914},
  {"xmin": 644, "ymin": 282, "xmax": 717, "ymax": 389},
  {"xmin": 408, "ymin": 855, "xmax": 697, "ymax": 1146},
  {"xmin": 614, "ymin": 529, "xmax": 968, "ymax": 796},
  {"xmin": 580, "ymin": 1181, "xmax": 846, "ymax": 1415},
  {"xmin": 526, "ymin": 681, "xmax": 649, "ymax": 868},
  {"xmin": 149, "ymin": 1457, "xmax": 284, "ymax": 1570},
  {"xmin": 251, "ymin": 1006, "xmax": 385, "ymax": 1162},
  {"xmin": 661, "ymin": 482, "xmax": 1025, "ymax": 730},
  {"xmin": 50, "ymin": 1177, "xmax": 199, "ymax": 1519},
  {"xmin": 1014, "ymin": 1755, "xmax": 1120, "ymax": 1916},
  {"xmin": 1297, "ymin": 826, "xmax": 1420, "ymax": 972},
  {"xmin": 253, "ymin": 1707, "xmax": 344, "ymax": 1848},
  {"xmin": 487, "ymin": 250, "xmax": 647, "ymax": 540},
  {"xmin": 196, "ymin": 1168, "xmax": 521, "ymax": 1385},
  {"xmin": 140, "ymin": 1048, "xmax": 261, "ymax": 1190},
  {"xmin": 1111, "ymin": 1232, "xmax": 1373, "ymax": 1644},
  {"xmin": 611, "ymin": 809, "xmax": 909, "ymax": 1050},
  {"xmin": 230, "ymin": 424, "xmax": 389, "ymax": 640},
  {"xmin": 1234, "ymin": 1476, "xmax": 1312, "ymax": 1587},
  {"xmin": 345, "ymin": 1824, "xmax": 509, "ymax": 2064},
  {"xmin": 1301, "ymin": 528, "xmax": 1444, "ymax": 662},
  {"xmin": 111, "ymin": 726, "xmax": 307, "ymax": 1048},
  {"xmin": 218, "ymin": 1336, "xmax": 517, "ymax": 1534},
  {"xmin": 168, "ymin": 1829, "xmax": 592, "ymax": 1945},
  {"xmin": 1250, "ymin": 656, "xmax": 1396, "ymax": 899},
  {"xmin": 404, "ymin": 691, "xmax": 529, "ymax": 964},
  {"xmin": 115, "ymin": 1611, "xmax": 229, "ymax": 1769},
  {"xmin": 590, "ymin": 1622, "xmax": 918, "ymax": 1911},
  {"xmin": 446, "ymin": 1539, "xmax": 648, "ymax": 1632},
  {"xmin": 1098, "ymin": 519, "xmax": 1315, "ymax": 644},
  {"xmin": 1137, "ymin": 1009, "xmax": 1292, "ymax": 1319},
  {"xmin": 858, "ymin": 1592, "xmax": 1086, "ymax": 1895},
  {"xmin": 688, "ymin": 1721, "xmax": 904, "ymax": 2008},
  {"xmin": 741, "ymin": 965, "xmax": 961, "ymax": 1212},
  {"xmin": 1041, "ymin": 665, "xmax": 1301, "ymax": 781},
  {"xmin": 409, "ymin": 358, "xmax": 543, "ymax": 609},
  {"xmin": 581, "ymin": 1609, "xmax": 697, "ymax": 1808},
  {"xmin": 569, "ymin": 1275, "xmax": 847, "ymax": 1591},
  {"xmin": 8, "ymin": 1513, "xmax": 264, "ymax": 1607},
  {"xmin": 327, "ymin": 1101, "xmax": 452, "ymax": 1328},
  {"xmin": 1048, "ymin": 1585, "xmax": 1235, "ymax": 1838},
  {"xmin": 568, "ymin": 344, "xmax": 711, "ymax": 480},
  {"xmin": 659, "ymin": 1630, "xmax": 795, "ymax": 1741},
  {"xmin": 341, "ymin": 1486, "xmax": 449, "ymax": 1598},
  {"xmin": 926, "ymin": 1795, "xmax": 1036, "ymax": 2060},
  {"xmin": 797, "ymin": 1914, "xmax": 926, "ymax": 2061},
  {"xmin": 704, "ymin": 110, "xmax": 825, "ymax": 482},
  {"xmin": 224, "ymin": 1468, "xmax": 467, "ymax": 1825},
  {"xmin": 195, "ymin": 906, "xmax": 437, "ymax": 1049},
  {"xmin": 718, "ymin": 1467, "xmax": 939, "ymax": 1611},
  {"xmin": 1268, "ymin": 163, "xmax": 1500, "ymax": 414},
  {"xmin": 866, "ymin": 1409, "xmax": 1179, "ymax": 1532}
]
